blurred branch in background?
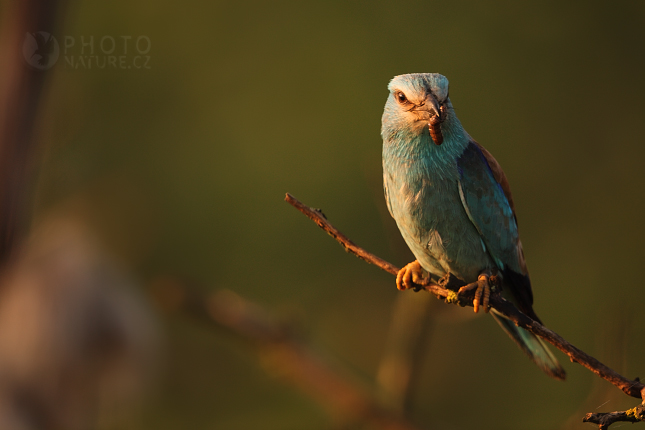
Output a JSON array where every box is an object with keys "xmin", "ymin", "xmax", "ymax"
[
  {"xmin": 0, "ymin": 0, "xmax": 63, "ymax": 267},
  {"xmin": 150, "ymin": 277, "xmax": 425, "ymax": 430},
  {"xmin": 285, "ymin": 193, "xmax": 645, "ymax": 429},
  {"xmin": 0, "ymin": 3, "xmax": 161, "ymax": 429},
  {"xmin": 0, "ymin": 217, "xmax": 159, "ymax": 430},
  {"xmin": 376, "ymin": 291, "xmax": 435, "ymax": 416}
]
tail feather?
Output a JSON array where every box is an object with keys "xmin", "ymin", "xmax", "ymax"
[{"xmin": 491, "ymin": 310, "xmax": 566, "ymax": 380}]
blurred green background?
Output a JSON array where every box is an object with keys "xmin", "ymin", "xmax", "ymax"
[{"xmin": 32, "ymin": 0, "xmax": 645, "ymax": 428}]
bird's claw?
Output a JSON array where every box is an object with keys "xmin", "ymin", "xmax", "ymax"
[
  {"xmin": 396, "ymin": 260, "xmax": 429, "ymax": 291},
  {"xmin": 458, "ymin": 273, "xmax": 492, "ymax": 313}
]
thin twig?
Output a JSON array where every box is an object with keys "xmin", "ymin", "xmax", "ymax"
[
  {"xmin": 558, "ymin": 311, "xmax": 635, "ymax": 430},
  {"xmin": 285, "ymin": 193, "xmax": 399, "ymax": 275},
  {"xmin": 285, "ymin": 193, "xmax": 645, "ymax": 402},
  {"xmin": 583, "ymin": 404, "xmax": 645, "ymax": 429}
]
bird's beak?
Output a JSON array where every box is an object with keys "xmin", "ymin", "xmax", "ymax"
[
  {"xmin": 412, "ymin": 94, "xmax": 443, "ymax": 122},
  {"xmin": 412, "ymin": 94, "xmax": 445, "ymax": 145}
]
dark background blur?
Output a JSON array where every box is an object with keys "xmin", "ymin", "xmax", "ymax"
[{"xmin": 16, "ymin": 0, "xmax": 645, "ymax": 428}]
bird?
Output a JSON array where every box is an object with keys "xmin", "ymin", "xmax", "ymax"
[{"xmin": 381, "ymin": 73, "xmax": 565, "ymax": 380}]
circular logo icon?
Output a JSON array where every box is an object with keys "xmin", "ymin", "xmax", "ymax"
[{"xmin": 22, "ymin": 32, "xmax": 60, "ymax": 70}]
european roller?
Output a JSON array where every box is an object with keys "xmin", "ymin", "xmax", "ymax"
[{"xmin": 381, "ymin": 73, "xmax": 565, "ymax": 380}]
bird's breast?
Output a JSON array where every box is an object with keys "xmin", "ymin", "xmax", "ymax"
[{"xmin": 383, "ymin": 146, "xmax": 491, "ymax": 281}]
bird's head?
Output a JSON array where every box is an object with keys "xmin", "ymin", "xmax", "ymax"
[{"xmin": 382, "ymin": 73, "xmax": 453, "ymax": 144}]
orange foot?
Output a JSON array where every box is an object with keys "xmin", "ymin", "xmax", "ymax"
[
  {"xmin": 457, "ymin": 272, "xmax": 492, "ymax": 313},
  {"xmin": 396, "ymin": 260, "xmax": 429, "ymax": 291}
]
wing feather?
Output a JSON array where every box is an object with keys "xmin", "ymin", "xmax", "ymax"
[
  {"xmin": 457, "ymin": 141, "xmax": 535, "ymax": 312},
  {"xmin": 472, "ymin": 141, "xmax": 528, "ymax": 274}
]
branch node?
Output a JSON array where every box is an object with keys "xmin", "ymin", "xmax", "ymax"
[
  {"xmin": 626, "ymin": 405, "xmax": 645, "ymax": 420},
  {"xmin": 313, "ymin": 208, "xmax": 327, "ymax": 219},
  {"xmin": 443, "ymin": 290, "xmax": 459, "ymax": 305}
]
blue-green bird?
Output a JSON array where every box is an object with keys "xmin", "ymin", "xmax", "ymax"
[{"xmin": 382, "ymin": 73, "xmax": 565, "ymax": 380}]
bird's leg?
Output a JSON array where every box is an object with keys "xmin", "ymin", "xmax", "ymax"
[
  {"xmin": 457, "ymin": 270, "xmax": 493, "ymax": 313},
  {"xmin": 396, "ymin": 260, "xmax": 430, "ymax": 291}
]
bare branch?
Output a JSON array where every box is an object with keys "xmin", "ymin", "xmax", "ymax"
[{"xmin": 285, "ymin": 193, "xmax": 645, "ymax": 401}]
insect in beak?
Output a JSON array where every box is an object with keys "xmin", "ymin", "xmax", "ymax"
[{"xmin": 428, "ymin": 105, "xmax": 447, "ymax": 146}]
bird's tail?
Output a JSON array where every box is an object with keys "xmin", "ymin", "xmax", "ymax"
[{"xmin": 491, "ymin": 310, "xmax": 566, "ymax": 380}]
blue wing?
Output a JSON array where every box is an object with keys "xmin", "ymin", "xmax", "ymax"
[{"xmin": 457, "ymin": 141, "xmax": 535, "ymax": 312}]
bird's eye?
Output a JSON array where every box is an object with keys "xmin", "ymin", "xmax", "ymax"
[{"xmin": 395, "ymin": 91, "xmax": 408, "ymax": 104}]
